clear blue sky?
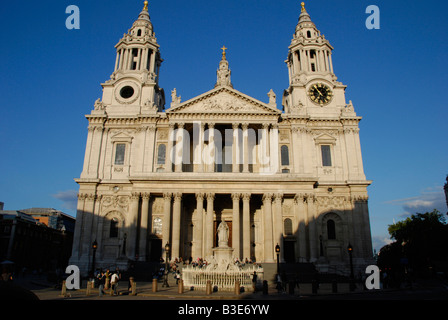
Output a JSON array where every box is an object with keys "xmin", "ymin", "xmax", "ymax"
[{"xmin": 1, "ymin": 0, "xmax": 447, "ymax": 253}]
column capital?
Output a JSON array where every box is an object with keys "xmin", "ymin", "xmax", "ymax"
[
  {"xmin": 195, "ymin": 192, "xmax": 205, "ymax": 200},
  {"xmin": 231, "ymin": 193, "xmax": 241, "ymax": 201},
  {"xmin": 142, "ymin": 192, "xmax": 151, "ymax": 200},
  {"xmin": 262, "ymin": 123, "xmax": 270, "ymax": 130},
  {"xmin": 262, "ymin": 193, "xmax": 273, "ymax": 202},
  {"xmin": 208, "ymin": 122, "xmax": 215, "ymax": 129},
  {"xmin": 206, "ymin": 193, "xmax": 215, "ymax": 200},
  {"xmin": 173, "ymin": 192, "xmax": 183, "ymax": 201},
  {"xmin": 232, "ymin": 122, "xmax": 240, "ymax": 130},
  {"xmin": 130, "ymin": 192, "xmax": 140, "ymax": 201},
  {"xmin": 163, "ymin": 192, "xmax": 172, "ymax": 200},
  {"xmin": 242, "ymin": 193, "xmax": 251, "ymax": 201},
  {"xmin": 177, "ymin": 122, "xmax": 185, "ymax": 129},
  {"xmin": 274, "ymin": 193, "xmax": 283, "ymax": 203},
  {"xmin": 241, "ymin": 123, "xmax": 249, "ymax": 130}
]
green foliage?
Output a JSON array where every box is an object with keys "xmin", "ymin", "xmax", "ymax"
[{"xmin": 379, "ymin": 210, "xmax": 448, "ymax": 276}]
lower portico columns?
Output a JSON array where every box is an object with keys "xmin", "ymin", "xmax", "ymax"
[
  {"xmin": 128, "ymin": 192, "xmax": 140, "ymax": 259},
  {"xmin": 231, "ymin": 193, "xmax": 241, "ymax": 259},
  {"xmin": 162, "ymin": 192, "xmax": 172, "ymax": 258},
  {"xmin": 139, "ymin": 192, "xmax": 150, "ymax": 261},
  {"xmin": 273, "ymin": 193, "xmax": 283, "ymax": 262},
  {"xmin": 205, "ymin": 193, "xmax": 215, "ymax": 257},
  {"xmin": 262, "ymin": 193, "xmax": 274, "ymax": 262},
  {"xmin": 172, "ymin": 192, "xmax": 183, "ymax": 259},
  {"xmin": 242, "ymin": 193, "xmax": 251, "ymax": 260},
  {"xmin": 193, "ymin": 193, "xmax": 204, "ymax": 259}
]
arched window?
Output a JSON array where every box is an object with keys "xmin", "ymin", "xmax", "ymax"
[
  {"xmin": 137, "ymin": 29, "xmax": 142, "ymax": 37},
  {"xmin": 327, "ymin": 219, "xmax": 336, "ymax": 240},
  {"xmin": 157, "ymin": 144, "xmax": 166, "ymax": 164},
  {"xmin": 307, "ymin": 30, "xmax": 311, "ymax": 38},
  {"xmin": 110, "ymin": 218, "xmax": 119, "ymax": 238},
  {"xmin": 284, "ymin": 218, "xmax": 293, "ymax": 236},
  {"xmin": 281, "ymin": 145, "xmax": 290, "ymax": 166}
]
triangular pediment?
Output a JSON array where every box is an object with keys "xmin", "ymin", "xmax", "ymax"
[{"xmin": 166, "ymin": 87, "xmax": 281, "ymax": 115}]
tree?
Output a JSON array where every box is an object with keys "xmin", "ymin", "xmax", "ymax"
[{"xmin": 379, "ymin": 210, "xmax": 448, "ymax": 277}]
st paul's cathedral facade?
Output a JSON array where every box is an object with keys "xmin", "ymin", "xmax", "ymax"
[{"xmin": 70, "ymin": 2, "xmax": 374, "ymax": 275}]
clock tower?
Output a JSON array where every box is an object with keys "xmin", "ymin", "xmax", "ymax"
[{"xmin": 283, "ymin": 2, "xmax": 346, "ymax": 117}]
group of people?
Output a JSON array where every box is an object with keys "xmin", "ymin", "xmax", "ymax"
[{"xmin": 94, "ymin": 268, "xmax": 121, "ymax": 296}]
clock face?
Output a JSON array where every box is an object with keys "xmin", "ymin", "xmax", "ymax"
[{"xmin": 308, "ymin": 83, "xmax": 333, "ymax": 106}]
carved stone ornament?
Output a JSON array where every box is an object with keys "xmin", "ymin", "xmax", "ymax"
[
  {"xmin": 102, "ymin": 195, "xmax": 129, "ymax": 209},
  {"xmin": 94, "ymin": 98, "xmax": 106, "ymax": 111}
]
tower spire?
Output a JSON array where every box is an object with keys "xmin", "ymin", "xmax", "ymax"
[
  {"xmin": 215, "ymin": 46, "xmax": 232, "ymax": 88},
  {"xmin": 221, "ymin": 46, "xmax": 228, "ymax": 60}
]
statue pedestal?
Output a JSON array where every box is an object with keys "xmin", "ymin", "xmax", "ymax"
[{"xmin": 212, "ymin": 246, "xmax": 234, "ymax": 263}]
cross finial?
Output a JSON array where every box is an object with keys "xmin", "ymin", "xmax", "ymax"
[
  {"xmin": 221, "ymin": 46, "xmax": 228, "ymax": 60},
  {"xmin": 301, "ymin": 2, "xmax": 306, "ymax": 13},
  {"xmin": 143, "ymin": 1, "xmax": 149, "ymax": 12}
]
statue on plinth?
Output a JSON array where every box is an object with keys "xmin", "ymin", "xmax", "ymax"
[{"xmin": 217, "ymin": 221, "xmax": 229, "ymax": 248}]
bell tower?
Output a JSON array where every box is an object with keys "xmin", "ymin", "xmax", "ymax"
[
  {"xmin": 282, "ymin": 2, "xmax": 347, "ymax": 116},
  {"xmin": 99, "ymin": 1, "xmax": 165, "ymax": 115}
]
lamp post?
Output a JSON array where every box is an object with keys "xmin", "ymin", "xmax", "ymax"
[
  {"xmin": 91, "ymin": 240, "xmax": 98, "ymax": 275},
  {"xmin": 275, "ymin": 243, "xmax": 281, "ymax": 274},
  {"xmin": 347, "ymin": 243, "xmax": 355, "ymax": 291},
  {"xmin": 162, "ymin": 243, "xmax": 170, "ymax": 287}
]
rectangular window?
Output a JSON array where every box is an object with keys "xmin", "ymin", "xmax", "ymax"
[
  {"xmin": 114, "ymin": 143, "xmax": 126, "ymax": 165},
  {"xmin": 321, "ymin": 145, "xmax": 332, "ymax": 167}
]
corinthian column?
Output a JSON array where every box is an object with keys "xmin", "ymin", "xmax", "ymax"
[
  {"xmin": 171, "ymin": 192, "xmax": 183, "ymax": 259},
  {"xmin": 205, "ymin": 193, "xmax": 215, "ymax": 257},
  {"xmin": 139, "ymin": 192, "xmax": 150, "ymax": 260},
  {"xmin": 162, "ymin": 193, "xmax": 172, "ymax": 258},
  {"xmin": 232, "ymin": 193, "xmax": 241, "ymax": 259},
  {"xmin": 242, "ymin": 193, "xmax": 251, "ymax": 260},
  {"xmin": 128, "ymin": 192, "xmax": 140, "ymax": 259},
  {"xmin": 262, "ymin": 193, "xmax": 274, "ymax": 262},
  {"xmin": 193, "ymin": 193, "xmax": 204, "ymax": 259},
  {"xmin": 273, "ymin": 193, "xmax": 283, "ymax": 262},
  {"xmin": 232, "ymin": 123, "xmax": 240, "ymax": 173}
]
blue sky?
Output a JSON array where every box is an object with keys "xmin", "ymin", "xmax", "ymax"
[{"xmin": 0, "ymin": 0, "xmax": 447, "ymax": 253}]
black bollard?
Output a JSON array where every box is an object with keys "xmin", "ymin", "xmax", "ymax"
[
  {"xmin": 332, "ymin": 279, "xmax": 338, "ymax": 293},
  {"xmin": 262, "ymin": 280, "xmax": 268, "ymax": 295},
  {"xmin": 312, "ymin": 279, "xmax": 318, "ymax": 294}
]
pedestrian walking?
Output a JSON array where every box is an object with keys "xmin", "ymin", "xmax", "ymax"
[
  {"xmin": 111, "ymin": 272, "xmax": 119, "ymax": 295},
  {"xmin": 98, "ymin": 272, "xmax": 105, "ymax": 297}
]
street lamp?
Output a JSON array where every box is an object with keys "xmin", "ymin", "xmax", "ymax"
[
  {"xmin": 163, "ymin": 243, "xmax": 170, "ymax": 287},
  {"xmin": 91, "ymin": 240, "xmax": 98, "ymax": 275},
  {"xmin": 275, "ymin": 243, "xmax": 281, "ymax": 274},
  {"xmin": 347, "ymin": 243, "xmax": 355, "ymax": 291}
]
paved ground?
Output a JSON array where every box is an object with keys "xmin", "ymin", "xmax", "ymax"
[{"xmin": 5, "ymin": 274, "xmax": 448, "ymax": 301}]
